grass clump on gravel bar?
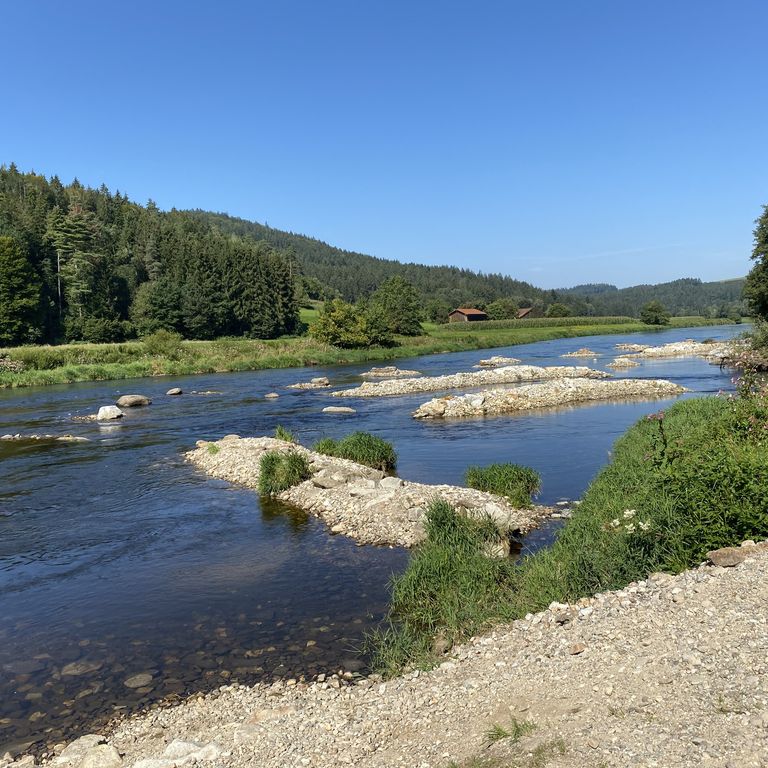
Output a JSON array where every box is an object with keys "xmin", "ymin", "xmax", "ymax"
[
  {"xmin": 258, "ymin": 451, "xmax": 311, "ymax": 495},
  {"xmin": 314, "ymin": 431, "xmax": 397, "ymax": 472},
  {"xmin": 370, "ymin": 381, "xmax": 768, "ymax": 676},
  {"xmin": 465, "ymin": 463, "xmax": 541, "ymax": 507},
  {"xmin": 273, "ymin": 424, "xmax": 297, "ymax": 443}
]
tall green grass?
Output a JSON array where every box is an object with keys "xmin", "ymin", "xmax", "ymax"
[
  {"xmin": 258, "ymin": 451, "xmax": 311, "ymax": 495},
  {"xmin": 465, "ymin": 463, "xmax": 541, "ymax": 508},
  {"xmin": 314, "ymin": 431, "xmax": 397, "ymax": 472},
  {"xmin": 371, "ymin": 389, "xmax": 768, "ymax": 675}
]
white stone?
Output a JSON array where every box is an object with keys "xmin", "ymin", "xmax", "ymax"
[{"xmin": 96, "ymin": 405, "xmax": 123, "ymax": 420}]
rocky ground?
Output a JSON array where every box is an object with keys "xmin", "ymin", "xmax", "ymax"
[
  {"xmin": 617, "ymin": 339, "xmax": 736, "ymax": 361},
  {"xmin": 359, "ymin": 367, "xmax": 422, "ymax": 378},
  {"xmin": 473, "ymin": 357, "xmax": 521, "ymax": 368},
  {"xmin": 560, "ymin": 348, "xmax": 599, "ymax": 358},
  {"xmin": 16, "ymin": 541, "xmax": 767, "ymax": 768},
  {"xmin": 331, "ymin": 366, "xmax": 609, "ymax": 399},
  {"xmin": 413, "ymin": 378, "xmax": 687, "ymax": 419},
  {"xmin": 186, "ymin": 436, "xmax": 549, "ymax": 547}
]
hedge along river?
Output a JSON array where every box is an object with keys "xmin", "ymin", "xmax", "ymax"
[{"xmin": 0, "ymin": 323, "xmax": 745, "ymax": 755}]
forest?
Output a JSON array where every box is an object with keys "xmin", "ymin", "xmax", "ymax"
[
  {"xmin": 0, "ymin": 166, "xmax": 299, "ymax": 345},
  {"xmin": 0, "ymin": 164, "xmax": 749, "ymax": 347}
]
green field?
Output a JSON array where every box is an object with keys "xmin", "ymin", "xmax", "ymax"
[{"xmin": 0, "ymin": 316, "xmax": 739, "ymax": 389}]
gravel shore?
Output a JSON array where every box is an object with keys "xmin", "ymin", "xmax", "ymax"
[
  {"xmin": 186, "ymin": 436, "xmax": 549, "ymax": 547},
  {"xmin": 27, "ymin": 542, "xmax": 768, "ymax": 768},
  {"xmin": 413, "ymin": 378, "xmax": 687, "ymax": 419},
  {"xmin": 331, "ymin": 366, "xmax": 609, "ymax": 398}
]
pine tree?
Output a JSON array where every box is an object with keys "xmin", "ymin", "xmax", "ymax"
[{"xmin": 0, "ymin": 236, "xmax": 42, "ymax": 345}]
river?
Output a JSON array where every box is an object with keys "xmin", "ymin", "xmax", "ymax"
[{"xmin": 0, "ymin": 324, "xmax": 745, "ymax": 754}]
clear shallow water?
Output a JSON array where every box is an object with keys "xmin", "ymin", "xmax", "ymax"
[{"xmin": 0, "ymin": 324, "xmax": 744, "ymax": 752}]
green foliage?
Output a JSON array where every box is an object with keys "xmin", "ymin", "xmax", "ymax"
[
  {"xmin": 0, "ymin": 165, "xmax": 299, "ymax": 344},
  {"xmin": 258, "ymin": 451, "xmax": 312, "ymax": 495},
  {"xmin": 274, "ymin": 424, "xmax": 296, "ymax": 443},
  {"xmin": 639, "ymin": 300, "xmax": 671, "ymax": 325},
  {"xmin": 368, "ymin": 276, "xmax": 424, "ymax": 335},
  {"xmin": 313, "ymin": 431, "xmax": 397, "ymax": 471},
  {"xmin": 371, "ymin": 394, "xmax": 768, "ymax": 676},
  {"xmin": 368, "ymin": 499, "xmax": 517, "ymax": 676},
  {"xmin": 142, "ymin": 329, "xmax": 184, "ymax": 360},
  {"xmin": 485, "ymin": 298, "xmax": 519, "ymax": 320},
  {"xmin": 0, "ymin": 236, "xmax": 42, "ymax": 345},
  {"xmin": 206, "ymin": 443, "xmax": 220, "ymax": 455},
  {"xmin": 545, "ymin": 302, "xmax": 570, "ymax": 318},
  {"xmin": 745, "ymin": 204, "xmax": 768, "ymax": 321},
  {"xmin": 442, "ymin": 315, "xmax": 637, "ymax": 330},
  {"xmin": 424, "ymin": 298, "xmax": 452, "ymax": 324},
  {"xmin": 309, "ymin": 299, "xmax": 394, "ymax": 348},
  {"xmin": 465, "ymin": 463, "xmax": 541, "ymax": 508}
]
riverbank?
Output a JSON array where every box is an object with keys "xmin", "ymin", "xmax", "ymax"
[
  {"xmin": 0, "ymin": 317, "xmax": 736, "ymax": 389},
  {"xmin": 186, "ymin": 436, "xmax": 549, "ymax": 547},
  {"xmin": 24, "ymin": 543, "xmax": 768, "ymax": 768}
]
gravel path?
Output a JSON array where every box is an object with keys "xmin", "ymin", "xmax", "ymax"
[{"xmin": 26, "ymin": 542, "xmax": 768, "ymax": 768}]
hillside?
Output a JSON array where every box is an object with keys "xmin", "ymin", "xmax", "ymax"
[
  {"xmin": 189, "ymin": 210, "xmax": 747, "ymax": 319},
  {"xmin": 561, "ymin": 277, "xmax": 746, "ymax": 318}
]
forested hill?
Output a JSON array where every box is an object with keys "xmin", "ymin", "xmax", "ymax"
[
  {"xmin": 561, "ymin": 278, "xmax": 747, "ymax": 318},
  {"xmin": 184, "ymin": 210, "xmax": 549, "ymax": 308},
  {"xmin": 0, "ymin": 165, "xmax": 300, "ymax": 345}
]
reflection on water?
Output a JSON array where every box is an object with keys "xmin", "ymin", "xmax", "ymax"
[{"xmin": 0, "ymin": 324, "xmax": 745, "ymax": 753}]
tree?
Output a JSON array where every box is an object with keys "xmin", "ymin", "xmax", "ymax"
[
  {"xmin": 545, "ymin": 302, "xmax": 571, "ymax": 318},
  {"xmin": 0, "ymin": 236, "xmax": 42, "ymax": 345},
  {"xmin": 367, "ymin": 276, "xmax": 423, "ymax": 335},
  {"xmin": 310, "ymin": 299, "xmax": 393, "ymax": 348},
  {"xmin": 744, "ymin": 205, "xmax": 768, "ymax": 321},
  {"xmin": 486, "ymin": 298, "xmax": 519, "ymax": 320},
  {"xmin": 640, "ymin": 300, "xmax": 671, "ymax": 325}
]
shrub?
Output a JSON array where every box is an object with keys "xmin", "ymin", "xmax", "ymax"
[
  {"xmin": 465, "ymin": 463, "xmax": 541, "ymax": 508},
  {"xmin": 258, "ymin": 451, "xmax": 312, "ymax": 495},
  {"xmin": 639, "ymin": 300, "xmax": 671, "ymax": 325},
  {"xmin": 309, "ymin": 299, "xmax": 394, "ymax": 348},
  {"xmin": 142, "ymin": 329, "xmax": 184, "ymax": 359},
  {"xmin": 314, "ymin": 431, "xmax": 397, "ymax": 472},
  {"xmin": 274, "ymin": 425, "xmax": 297, "ymax": 443}
]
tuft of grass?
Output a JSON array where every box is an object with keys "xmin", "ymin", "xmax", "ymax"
[
  {"xmin": 484, "ymin": 724, "xmax": 511, "ymax": 744},
  {"xmin": 370, "ymin": 389, "xmax": 768, "ymax": 677},
  {"xmin": 258, "ymin": 451, "xmax": 311, "ymax": 495},
  {"xmin": 274, "ymin": 424, "xmax": 297, "ymax": 443},
  {"xmin": 465, "ymin": 463, "xmax": 541, "ymax": 508},
  {"xmin": 206, "ymin": 443, "xmax": 220, "ymax": 455},
  {"xmin": 367, "ymin": 499, "xmax": 515, "ymax": 676},
  {"xmin": 313, "ymin": 431, "xmax": 397, "ymax": 472}
]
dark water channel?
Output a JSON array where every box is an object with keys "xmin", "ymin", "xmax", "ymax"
[{"xmin": 0, "ymin": 324, "xmax": 745, "ymax": 753}]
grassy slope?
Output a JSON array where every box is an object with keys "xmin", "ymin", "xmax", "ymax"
[
  {"xmin": 0, "ymin": 316, "xmax": 737, "ymax": 389},
  {"xmin": 370, "ymin": 392, "xmax": 768, "ymax": 676}
]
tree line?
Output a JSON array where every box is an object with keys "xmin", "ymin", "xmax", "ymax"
[{"xmin": 0, "ymin": 165, "xmax": 299, "ymax": 346}]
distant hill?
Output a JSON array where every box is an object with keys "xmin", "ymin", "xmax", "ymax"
[
  {"xmin": 184, "ymin": 210, "xmax": 553, "ymax": 309},
  {"xmin": 560, "ymin": 278, "xmax": 747, "ymax": 318}
]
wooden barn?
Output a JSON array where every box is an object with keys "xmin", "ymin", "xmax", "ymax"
[{"xmin": 448, "ymin": 307, "xmax": 489, "ymax": 323}]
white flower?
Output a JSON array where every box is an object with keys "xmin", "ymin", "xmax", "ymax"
[
  {"xmin": 624, "ymin": 523, "xmax": 636, "ymax": 534},
  {"xmin": 623, "ymin": 509, "xmax": 636, "ymax": 519},
  {"xmin": 638, "ymin": 521, "xmax": 651, "ymax": 532},
  {"xmin": 610, "ymin": 519, "xmax": 620, "ymax": 529}
]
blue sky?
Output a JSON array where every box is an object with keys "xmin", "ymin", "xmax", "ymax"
[{"xmin": 2, "ymin": 1, "xmax": 765, "ymax": 288}]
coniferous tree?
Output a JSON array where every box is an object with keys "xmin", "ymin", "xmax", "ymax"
[{"xmin": 0, "ymin": 236, "xmax": 42, "ymax": 345}]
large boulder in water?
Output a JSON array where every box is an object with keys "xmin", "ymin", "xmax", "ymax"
[
  {"xmin": 97, "ymin": 406, "xmax": 123, "ymax": 420},
  {"xmin": 116, "ymin": 394, "xmax": 152, "ymax": 408}
]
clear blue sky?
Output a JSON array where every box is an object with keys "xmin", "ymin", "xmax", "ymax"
[{"xmin": 2, "ymin": 1, "xmax": 765, "ymax": 288}]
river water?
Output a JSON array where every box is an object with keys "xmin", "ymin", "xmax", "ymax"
[{"xmin": 0, "ymin": 324, "xmax": 745, "ymax": 753}]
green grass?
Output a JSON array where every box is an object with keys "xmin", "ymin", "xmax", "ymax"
[
  {"xmin": 0, "ymin": 315, "xmax": 736, "ymax": 388},
  {"xmin": 465, "ymin": 464, "xmax": 541, "ymax": 508},
  {"xmin": 370, "ymin": 387, "xmax": 768, "ymax": 676},
  {"xmin": 313, "ymin": 431, "xmax": 397, "ymax": 472},
  {"xmin": 258, "ymin": 451, "xmax": 312, "ymax": 495},
  {"xmin": 274, "ymin": 424, "xmax": 297, "ymax": 443},
  {"xmin": 484, "ymin": 719, "xmax": 536, "ymax": 746}
]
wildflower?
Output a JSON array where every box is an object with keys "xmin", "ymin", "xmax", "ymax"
[
  {"xmin": 623, "ymin": 509, "xmax": 636, "ymax": 519},
  {"xmin": 610, "ymin": 519, "xmax": 620, "ymax": 529},
  {"xmin": 638, "ymin": 521, "xmax": 651, "ymax": 532},
  {"xmin": 624, "ymin": 523, "xmax": 636, "ymax": 534}
]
